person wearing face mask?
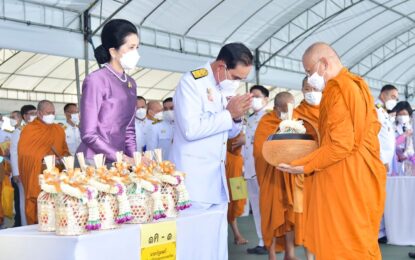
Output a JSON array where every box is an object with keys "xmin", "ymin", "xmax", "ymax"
[
  {"xmin": 147, "ymin": 97, "xmax": 174, "ymax": 160},
  {"xmin": 18, "ymin": 100, "xmax": 69, "ymax": 224},
  {"xmin": 392, "ymin": 101, "xmax": 415, "ymax": 177},
  {"xmin": 375, "ymin": 85, "xmax": 399, "ymax": 176},
  {"xmin": 135, "ymin": 96, "xmax": 149, "ymax": 153},
  {"xmin": 0, "ymin": 111, "xmax": 18, "ymax": 143},
  {"xmin": 77, "ymin": 19, "xmax": 139, "ymax": 165},
  {"xmin": 254, "ymin": 92, "xmax": 317, "ymax": 260},
  {"xmin": 9, "ymin": 105, "xmax": 36, "ymax": 227},
  {"xmin": 170, "ymin": 42, "xmax": 253, "ymax": 260},
  {"xmin": 242, "ymin": 85, "xmax": 269, "ymax": 255},
  {"xmin": 144, "ymin": 100, "xmax": 164, "ymax": 151},
  {"xmin": 62, "ymin": 103, "xmax": 81, "ymax": 156},
  {"xmin": 375, "ymin": 85, "xmax": 399, "ymax": 244},
  {"xmin": 279, "ymin": 42, "xmax": 385, "ymax": 259}
]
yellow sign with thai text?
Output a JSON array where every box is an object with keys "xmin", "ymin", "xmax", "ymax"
[{"xmin": 140, "ymin": 220, "xmax": 176, "ymax": 260}]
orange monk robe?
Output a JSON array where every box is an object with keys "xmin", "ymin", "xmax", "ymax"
[
  {"xmin": 291, "ymin": 68, "xmax": 386, "ymax": 259},
  {"xmin": 225, "ymin": 133, "xmax": 246, "ymax": 222},
  {"xmin": 293, "ymin": 100, "xmax": 320, "ymax": 245},
  {"xmin": 0, "ymin": 141, "xmax": 12, "ymax": 224},
  {"xmin": 18, "ymin": 118, "xmax": 69, "ymax": 224}
]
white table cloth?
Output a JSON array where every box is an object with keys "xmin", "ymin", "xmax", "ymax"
[
  {"xmin": 0, "ymin": 205, "xmax": 226, "ymax": 260},
  {"xmin": 384, "ymin": 176, "xmax": 415, "ymax": 245}
]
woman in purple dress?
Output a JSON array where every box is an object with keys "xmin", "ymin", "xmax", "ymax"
[{"xmin": 77, "ymin": 19, "xmax": 139, "ymax": 163}]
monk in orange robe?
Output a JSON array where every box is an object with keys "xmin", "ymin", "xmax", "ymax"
[
  {"xmin": 279, "ymin": 42, "xmax": 386, "ymax": 259},
  {"xmin": 226, "ymin": 133, "xmax": 248, "ymax": 245},
  {"xmin": 19, "ymin": 100, "xmax": 69, "ymax": 224},
  {"xmin": 0, "ymin": 141, "xmax": 12, "ymax": 225},
  {"xmin": 293, "ymin": 77, "xmax": 321, "ymax": 260},
  {"xmin": 254, "ymin": 91, "xmax": 317, "ymax": 260}
]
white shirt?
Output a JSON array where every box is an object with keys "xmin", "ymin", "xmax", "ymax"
[
  {"xmin": 375, "ymin": 99, "xmax": 396, "ymax": 167},
  {"xmin": 62, "ymin": 121, "xmax": 81, "ymax": 156},
  {"xmin": 147, "ymin": 120, "xmax": 174, "ymax": 160},
  {"xmin": 243, "ymin": 108, "xmax": 267, "ymax": 179},
  {"xmin": 169, "ymin": 62, "xmax": 242, "ymax": 204},
  {"xmin": 135, "ymin": 118, "xmax": 152, "ymax": 152},
  {"xmin": 0, "ymin": 129, "xmax": 12, "ymax": 143},
  {"xmin": 10, "ymin": 126, "xmax": 22, "ymax": 177}
]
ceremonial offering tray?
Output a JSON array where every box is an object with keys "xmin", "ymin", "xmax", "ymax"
[{"xmin": 36, "ymin": 149, "xmax": 191, "ymax": 236}]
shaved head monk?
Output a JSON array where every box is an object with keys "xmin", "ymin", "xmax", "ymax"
[
  {"xmin": 18, "ymin": 100, "xmax": 69, "ymax": 224},
  {"xmin": 254, "ymin": 91, "xmax": 317, "ymax": 260},
  {"xmin": 279, "ymin": 42, "xmax": 386, "ymax": 259}
]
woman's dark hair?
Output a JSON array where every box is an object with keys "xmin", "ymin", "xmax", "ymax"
[
  {"xmin": 216, "ymin": 42, "xmax": 253, "ymax": 69},
  {"xmin": 94, "ymin": 19, "xmax": 138, "ymax": 64},
  {"xmin": 394, "ymin": 101, "xmax": 413, "ymax": 116}
]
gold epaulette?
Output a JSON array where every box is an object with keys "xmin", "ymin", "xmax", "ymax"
[
  {"xmin": 191, "ymin": 68, "xmax": 208, "ymax": 80},
  {"xmin": 376, "ymin": 103, "xmax": 383, "ymax": 109},
  {"xmin": 152, "ymin": 119, "xmax": 162, "ymax": 125}
]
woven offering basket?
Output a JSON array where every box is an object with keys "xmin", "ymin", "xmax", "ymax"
[
  {"xmin": 97, "ymin": 192, "xmax": 119, "ymax": 230},
  {"xmin": 37, "ymin": 191, "xmax": 57, "ymax": 232},
  {"xmin": 160, "ymin": 183, "xmax": 178, "ymax": 218},
  {"xmin": 127, "ymin": 184, "xmax": 153, "ymax": 224},
  {"xmin": 262, "ymin": 119, "xmax": 320, "ymax": 166},
  {"xmin": 55, "ymin": 194, "xmax": 89, "ymax": 236}
]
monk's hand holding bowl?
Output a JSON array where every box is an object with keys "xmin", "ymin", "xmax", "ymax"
[{"xmin": 277, "ymin": 163, "xmax": 305, "ymax": 174}]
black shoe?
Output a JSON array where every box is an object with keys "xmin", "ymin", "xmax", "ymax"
[
  {"xmin": 247, "ymin": 246, "xmax": 267, "ymax": 255},
  {"xmin": 378, "ymin": 236, "xmax": 387, "ymax": 244},
  {"xmin": 408, "ymin": 252, "xmax": 415, "ymax": 258}
]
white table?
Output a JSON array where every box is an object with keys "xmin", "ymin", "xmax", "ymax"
[
  {"xmin": 0, "ymin": 205, "xmax": 226, "ymax": 260},
  {"xmin": 384, "ymin": 176, "xmax": 415, "ymax": 245}
]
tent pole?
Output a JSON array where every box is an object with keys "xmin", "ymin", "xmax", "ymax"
[
  {"xmin": 75, "ymin": 58, "xmax": 81, "ymax": 106},
  {"xmin": 83, "ymin": 11, "xmax": 92, "ymax": 76}
]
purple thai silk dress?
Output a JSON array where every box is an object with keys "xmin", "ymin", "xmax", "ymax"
[{"xmin": 77, "ymin": 65, "xmax": 137, "ymax": 162}]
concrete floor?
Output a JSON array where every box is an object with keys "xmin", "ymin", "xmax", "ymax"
[{"xmin": 228, "ymin": 215, "xmax": 414, "ymax": 260}]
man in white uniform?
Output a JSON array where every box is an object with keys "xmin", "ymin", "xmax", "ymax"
[
  {"xmin": 135, "ymin": 96, "xmax": 149, "ymax": 153},
  {"xmin": 10, "ymin": 105, "xmax": 37, "ymax": 226},
  {"xmin": 170, "ymin": 43, "xmax": 253, "ymax": 260},
  {"xmin": 147, "ymin": 97, "xmax": 174, "ymax": 160},
  {"xmin": 243, "ymin": 85, "xmax": 269, "ymax": 255},
  {"xmin": 62, "ymin": 103, "xmax": 81, "ymax": 156},
  {"xmin": 375, "ymin": 84, "xmax": 399, "ymax": 244}
]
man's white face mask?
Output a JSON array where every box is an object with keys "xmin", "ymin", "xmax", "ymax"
[
  {"xmin": 42, "ymin": 114, "xmax": 55, "ymax": 125},
  {"xmin": 71, "ymin": 113, "xmax": 80, "ymax": 125},
  {"xmin": 218, "ymin": 67, "xmax": 239, "ymax": 97},
  {"xmin": 153, "ymin": 112, "xmax": 163, "ymax": 121},
  {"xmin": 29, "ymin": 115, "xmax": 37, "ymax": 123},
  {"xmin": 385, "ymin": 99, "xmax": 397, "ymax": 111},
  {"xmin": 252, "ymin": 97, "xmax": 264, "ymax": 111},
  {"xmin": 304, "ymin": 91, "xmax": 322, "ymax": 106},
  {"xmin": 307, "ymin": 62, "xmax": 326, "ymax": 91},
  {"xmin": 163, "ymin": 110, "xmax": 174, "ymax": 122},
  {"xmin": 135, "ymin": 108, "xmax": 147, "ymax": 120}
]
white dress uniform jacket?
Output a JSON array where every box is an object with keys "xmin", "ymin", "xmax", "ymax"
[
  {"xmin": 243, "ymin": 108, "xmax": 266, "ymax": 179},
  {"xmin": 147, "ymin": 120, "xmax": 174, "ymax": 160},
  {"xmin": 375, "ymin": 99, "xmax": 396, "ymax": 171},
  {"xmin": 62, "ymin": 121, "xmax": 81, "ymax": 156},
  {"xmin": 169, "ymin": 62, "xmax": 242, "ymax": 204},
  {"xmin": 135, "ymin": 118, "xmax": 152, "ymax": 152}
]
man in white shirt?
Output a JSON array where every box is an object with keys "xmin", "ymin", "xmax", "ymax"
[
  {"xmin": 170, "ymin": 43, "xmax": 253, "ymax": 260},
  {"xmin": 375, "ymin": 84, "xmax": 398, "ymax": 244},
  {"xmin": 135, "ymin": 96, "xmax": 149, "ymax": 153},
  {"xmin": 62, "ymin": 103, "xmax": 81, "ymax": 156},
  {"xmin": 10, "ymin": 105, "xmax": 37, "ymax": 226},
  {"xmin": 147, "ymin": 97, "xmax": 174, "ymax": 160},
  {"xmin": 243, "ymin": 85, "xmax": 269, "ymax": 255}
]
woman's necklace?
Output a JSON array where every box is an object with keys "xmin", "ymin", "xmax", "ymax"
[{"xmin": 104, "ymin": 63, "xmax": 127, "ymax": 83}]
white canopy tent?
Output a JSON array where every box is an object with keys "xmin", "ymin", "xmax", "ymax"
[{"xmin": 0, "ymin": 0, "xmax": 414, "ymax": 114}]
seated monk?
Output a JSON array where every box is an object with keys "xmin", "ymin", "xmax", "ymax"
[
  {"xmin": 226, "ymin": 132, "xmax": 248, "ymax": 245},
  {"xmin": 254, "ymin": 91, "xmax": 318, "ymax": 260},
  {"xmin": 18, "ymin": 100, "xmax": 69, "ymax": 224}
]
